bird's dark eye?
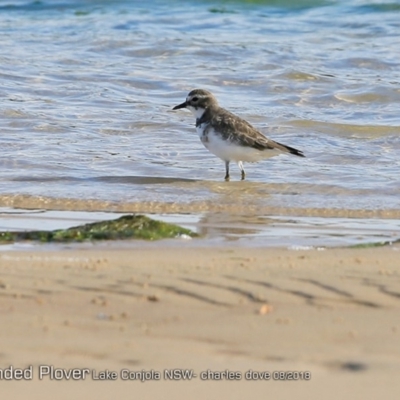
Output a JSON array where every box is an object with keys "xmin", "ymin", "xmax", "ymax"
[{"xmin": 192, "ymin": 96, "xmax": 199, "ymax": 102}]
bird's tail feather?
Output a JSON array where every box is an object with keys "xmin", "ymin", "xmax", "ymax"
[{"xmin": 274, "ymin": 141, "xmax": 305, "ymax": 157}]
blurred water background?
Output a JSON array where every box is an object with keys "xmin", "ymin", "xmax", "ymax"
[{"xmin": 1, "ymin": 0, "xmax": 400, "ymax": 219}]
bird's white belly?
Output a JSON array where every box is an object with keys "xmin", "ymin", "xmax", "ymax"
[{"xmin": 197, "ymin": 125, "xmax": 278, "ymax": 162}]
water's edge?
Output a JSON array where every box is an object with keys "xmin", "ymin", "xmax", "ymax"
[{"xmin": 1, "ymin": 208, "xmax": 399, "ymax": 250}]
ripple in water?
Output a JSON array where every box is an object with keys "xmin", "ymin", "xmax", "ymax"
[{"xmin": 0, "ymin": 0, "xmax": 399, "ymax": 216}]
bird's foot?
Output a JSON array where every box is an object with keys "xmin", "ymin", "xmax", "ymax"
[
  {"xmin": 241, "ymin": 171, "xmax": 246, "ymax": 181},
  {"xmin": 224, "ymin": 174, "xmax": 230, "ymax": 181}
]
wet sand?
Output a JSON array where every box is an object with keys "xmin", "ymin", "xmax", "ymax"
[
  {"xmin": 1, "ymin": 244, "xmax": 399, "ymax": 399},
  {"xmin": 3, "ymin": 193, "xmax": 400, "ymax": 218}
]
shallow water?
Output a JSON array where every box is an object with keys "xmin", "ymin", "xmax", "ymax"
[
  {"xmin": 1, "ymin": 0, "xmax": 400, "ymax": 218},
  {"xmin": 1, "ymin": 208, "xmax": 398, "ymax": 249}
]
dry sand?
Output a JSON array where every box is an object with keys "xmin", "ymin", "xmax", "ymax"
[{"xmin": 0, "ymin": 244, "xmax": 399, "ymax": 399}]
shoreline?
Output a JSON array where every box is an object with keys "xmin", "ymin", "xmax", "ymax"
[
  {"xmin": 2, "ymin": 194, "xmax": 400, "ymax": 219},
  {"xmin": 1, "ymin": 207, "xmax": 399, "ymax": 249}
]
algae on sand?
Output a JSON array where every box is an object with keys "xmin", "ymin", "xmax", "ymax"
[
  {"xmin": 348, "ymin": 239, "xmax": 398, "ymax": 249},
  {"xmin": 0, "ymin": 214, "xmax": 196, "ymax": 243}
]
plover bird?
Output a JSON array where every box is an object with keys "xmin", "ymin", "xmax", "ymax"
[{"xmin": 173, "ymin": 89, "xmax": 305, "ymax": 180}]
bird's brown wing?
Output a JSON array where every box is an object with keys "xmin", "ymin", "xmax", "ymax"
[{"xmin": 209, "ymin": 107, "xmax": 305, "ymax": 157}]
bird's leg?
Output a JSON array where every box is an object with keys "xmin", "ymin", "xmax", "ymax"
[
  {"xmin": 224, "ymin": 161, "xmax": 230, "ymax": 181},
  {"xmin": 238, "ymin": 161, "xmax": 246, "ymax": 181}
]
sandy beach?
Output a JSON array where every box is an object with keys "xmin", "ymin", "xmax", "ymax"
[{"xmin": 1, "ymin": 244, "xmax": 399, "ymax": 399}]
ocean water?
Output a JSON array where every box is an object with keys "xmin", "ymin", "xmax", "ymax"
[{"xmin": 1, "ymin": 0, "xmax": 400, "ymax": 219}]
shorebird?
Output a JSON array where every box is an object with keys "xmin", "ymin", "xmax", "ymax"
[{"xmin": 173, "ymin": 89, "xmax": 304, "ymax": 180}]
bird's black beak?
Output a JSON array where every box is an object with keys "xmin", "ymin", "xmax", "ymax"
[{"xmin": 173, "ymin": 101, "xmax": 187, "ymax": 110}]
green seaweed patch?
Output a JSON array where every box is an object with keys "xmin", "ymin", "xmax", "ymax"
[
  {"xmin": 348, "ymin": 238, "xmax": 399, "ymax": 249},
  {"xmin": 0, "ymin": 215, "xmax": 197, "ymax": 243}
]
